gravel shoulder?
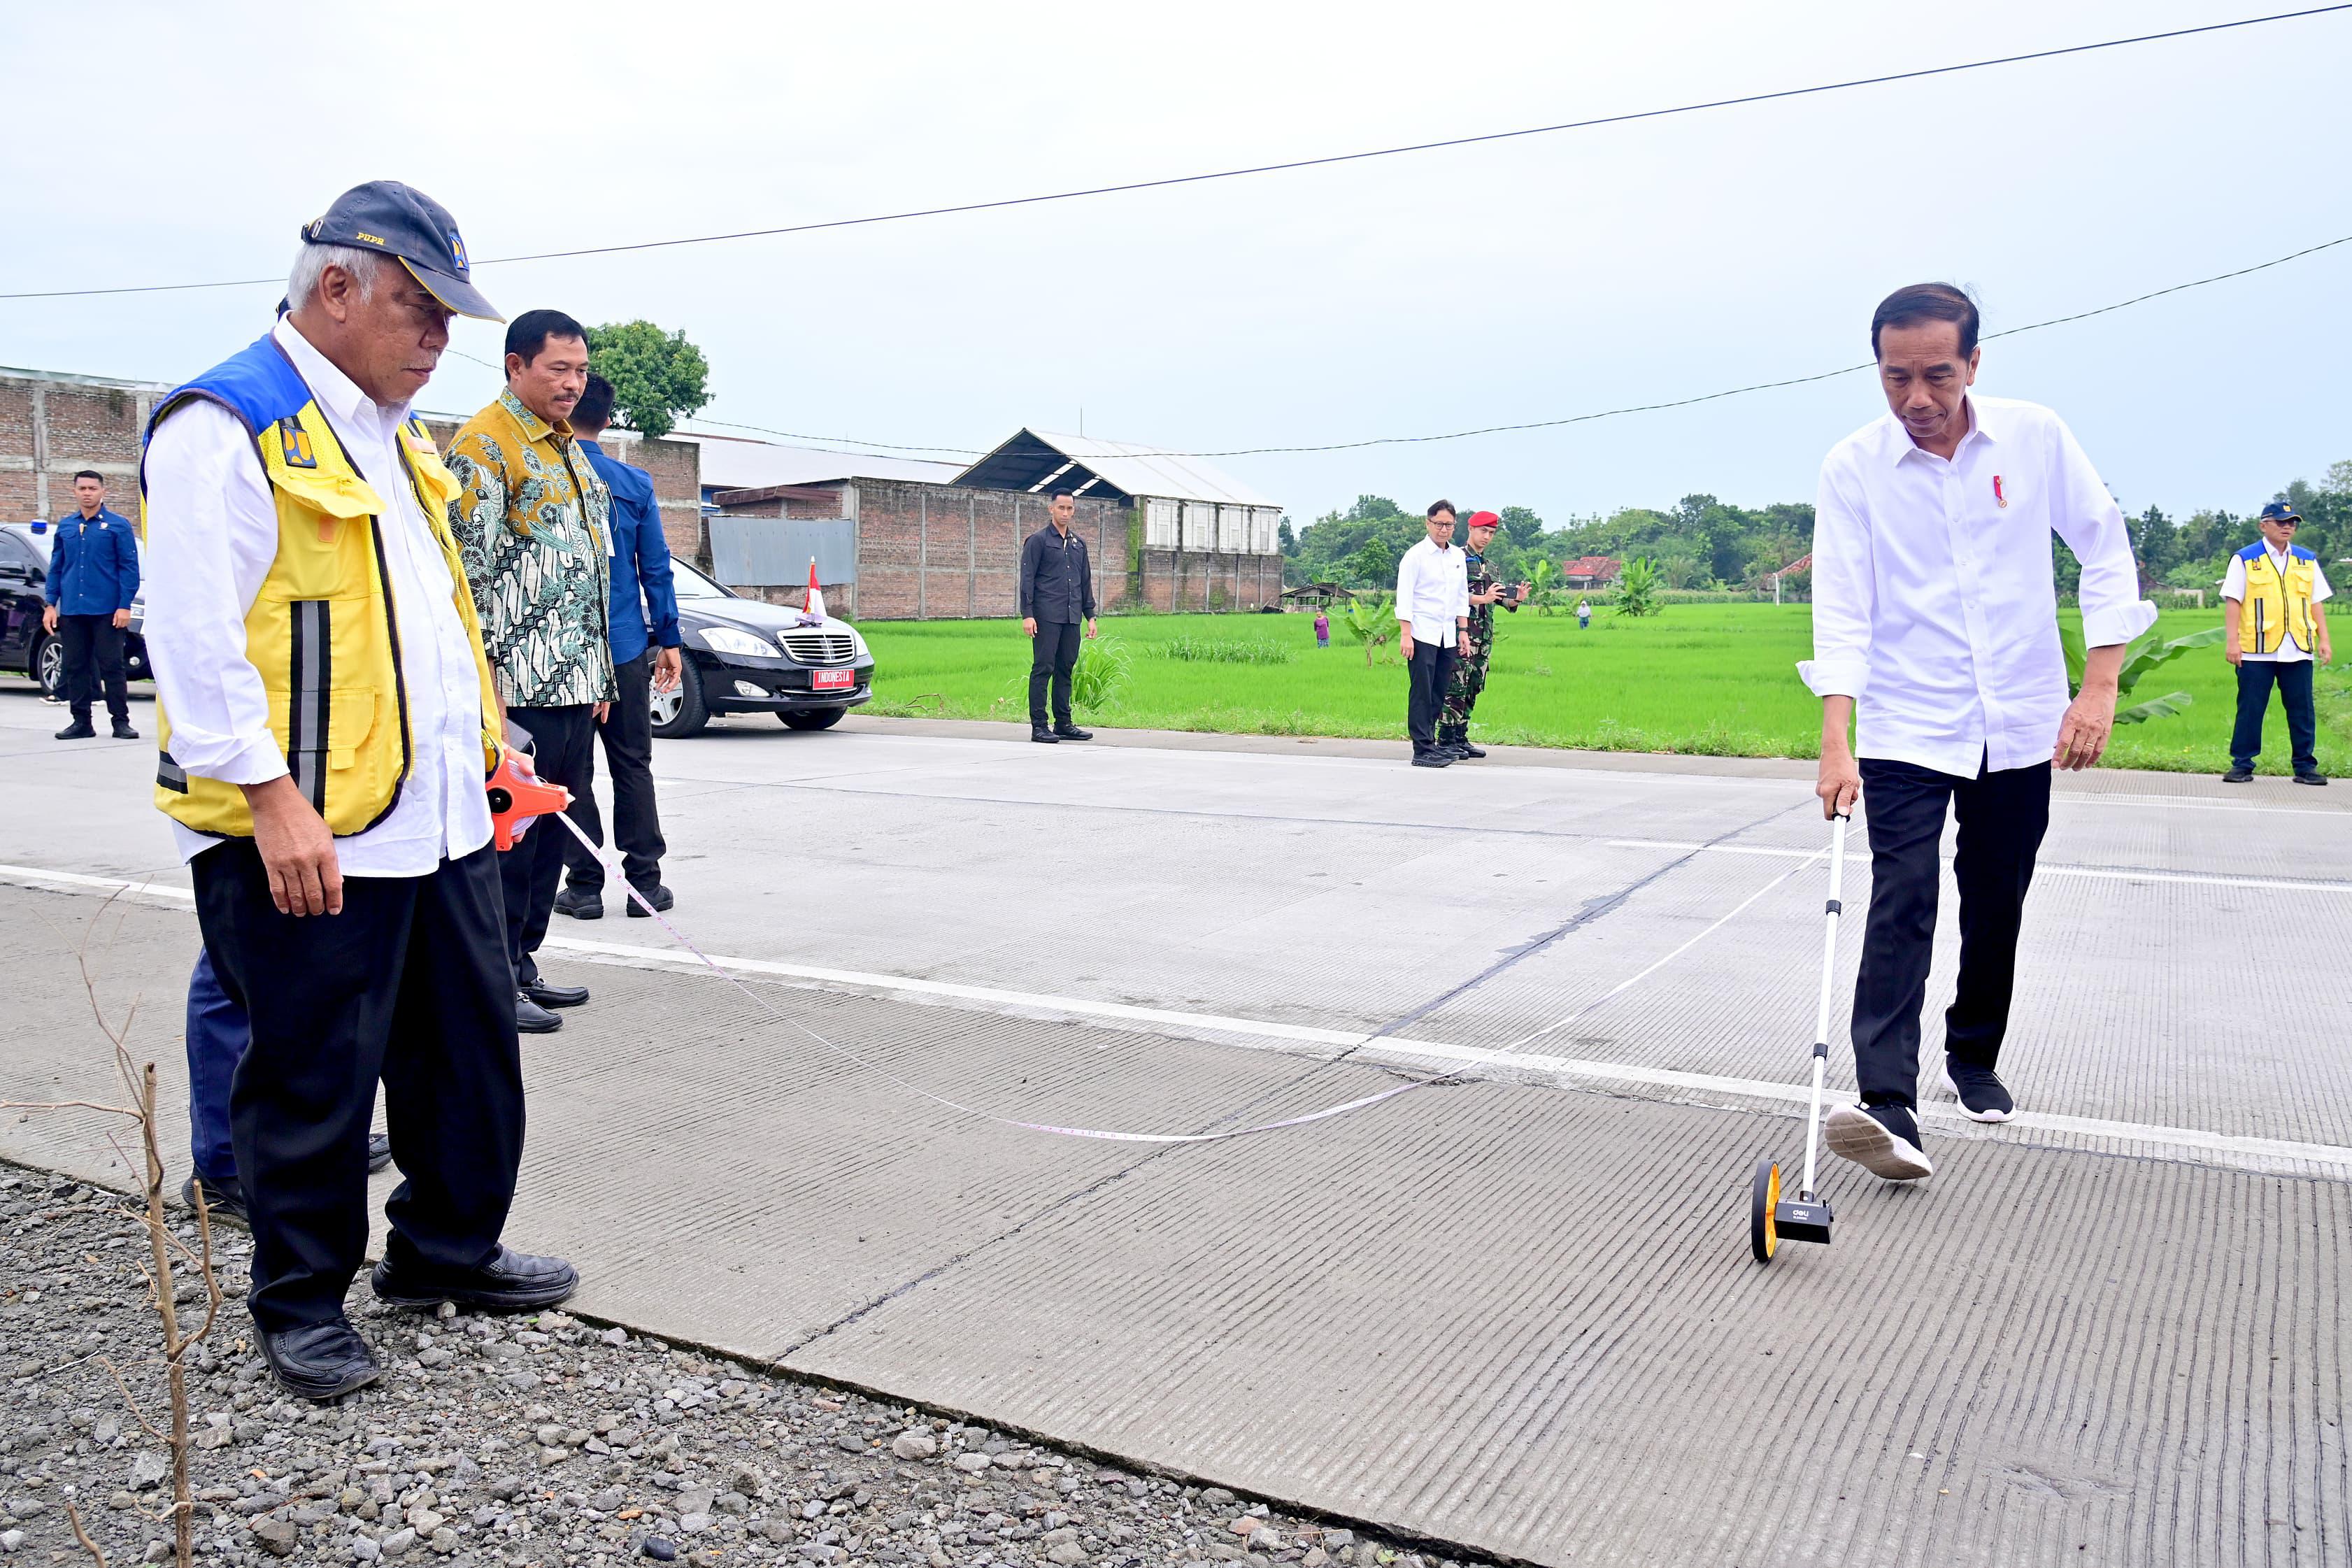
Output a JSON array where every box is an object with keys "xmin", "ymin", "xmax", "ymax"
[{"xmin": 1, "ymin": 1166, "xmax": 1470, "ymax": 1568}]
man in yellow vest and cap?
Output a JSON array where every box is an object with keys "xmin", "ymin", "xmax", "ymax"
[
  {"xmin": 141, "ymin": 181, "xmax": 578, "ymax": 1402},
  {"xmin": 2222, "ymin": 500, "xmax": 2332, "ymax": 784}
]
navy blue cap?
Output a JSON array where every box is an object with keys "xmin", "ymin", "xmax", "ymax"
[
  {"xmin": 2259, "ymin": 501, "xmax": 2302, "ymax": 524},
  {"xmin": 301, "ymin": 181, "xmax": 501, "ymax": 322}
]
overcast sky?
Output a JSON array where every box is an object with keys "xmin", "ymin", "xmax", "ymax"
[{"xmin": 6, "ymin": 0, "xmax": 2347, "ymax": 527}]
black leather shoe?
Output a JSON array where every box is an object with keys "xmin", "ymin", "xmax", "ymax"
[
  {"xmin": 180, "ymin": 1173, "xmax": 248, "ymax": 1227},
  {"xmin": 2223, "ymin": 767, "xmax": 2255, "ymax": 783},
  {"xmin": 371, "ymin": 1245, "xmax": 578, "ymax": 1312},
  {"xmin": 366, "ymin": 1132, "xmax": 392, "ymax": 1173},
  {"xmin": 524, "ymin": 978, "xmax": 590, "ymax": 1008},
  {"xmin": 259, "ymin": 1317, "xmax": 380, "ymax": 1402},
  {"xmin": 111, "ymin": 720, "xmax": 140, "ymax": 741},
  {"xmin": 54, "ymin": 720, "xmax": 95, "ymax": 740},
  {"xmin": 553, "ymin": 885, "xmax": 604, "ymax": 920},
  {"xmin": 515, "ymin": 994, "xmax": 564, "ymax": 1034},
  {"xmin": 1030, "ymin": 726, "xmax": 1060, "ymax": 743},
  {"xmin": 624, "ymin": 883, "xmax": 673, "ymax": 917},
  {"xmin": 1053, "ymin": 725, "xmax": 1093, "ymax": 741},
  {"xmin": 1411, "ymin": 751, "xmax": 1452, "ymax": 769},
  {"xmin": 1454, "ymin": 739, "xmax": 1485, "ymax": 758}
]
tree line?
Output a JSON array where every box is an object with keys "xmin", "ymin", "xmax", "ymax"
[{"xmin": 1283, "ymin": 458, "xmax": 2352, "ymax": 597}]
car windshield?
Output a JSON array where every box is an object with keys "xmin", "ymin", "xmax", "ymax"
[{"xmin": 670, "ymin": 560, "xmax": 734, "ymax": 601}]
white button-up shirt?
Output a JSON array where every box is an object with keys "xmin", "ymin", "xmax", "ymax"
[
  {"xmin": 2221, "ymin": 545, "xmax": 2332, "ymax": 663},
  {"xmin": 143, "ymin": 316, "xmax": 495, "ymax": 874},
  {"xmin": 1799, "ymin": 395, "xmax": 2155, "ymax": 778},
  {"xmin": 1394, "ymin": 536, "xmax": 1469, "ymax": 646}
]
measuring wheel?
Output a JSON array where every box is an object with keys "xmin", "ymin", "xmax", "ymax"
[{"xmin": 1750, "ymin": 1157, "xmax": 1781, "ymax": 1263}]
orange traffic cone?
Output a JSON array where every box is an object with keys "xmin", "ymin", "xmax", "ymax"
[{"xmin": 803, "ymin": 558, "xmax": 827, "ymax": 623}]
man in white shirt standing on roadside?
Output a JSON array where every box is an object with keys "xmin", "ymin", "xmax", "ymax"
[
  {"xmin": 1395, "ymin": 499, "xmax": 1471, "ymax": 769},
  {"xmin": 1802, "ymin": 282, "xmax": 2154, "ymax": 1181}
]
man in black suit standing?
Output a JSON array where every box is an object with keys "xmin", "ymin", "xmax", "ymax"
[{"xmin": 1019, "ymin": 490, "xmax": 1097, "ymax": 743}]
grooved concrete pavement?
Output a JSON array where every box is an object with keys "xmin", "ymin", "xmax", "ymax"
[{"xmin": 1, "ymin": 693, "xmax": 2346, "ymax": 1565}]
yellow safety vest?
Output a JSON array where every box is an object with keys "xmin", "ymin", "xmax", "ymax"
[
  {"xmin": 2238, "ymin": 543, "xmax": 2318, "ymax": 656},
  {"xmin": 141, "ymin": 334, "xmax": 503, "ymax": 839}
]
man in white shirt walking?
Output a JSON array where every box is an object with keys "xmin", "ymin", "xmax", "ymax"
[
  {"xmin": 142, "ymin": 183, "xmax": 577, "ymax": 1400},
  {"xmin": 1802, "ymin": 282, "xmax": 2154, "ymax": 1181},
  {"xmin": 1395, "ymin": 499, "xmax": 1471, "ymax": 769},
  {"xmin": 2221, "ymin": 500, "xmax": 2332, "ymax": 784}
]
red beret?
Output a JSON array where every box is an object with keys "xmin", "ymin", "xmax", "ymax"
[{"xmin": 1467, "ymin": 511, "xmax": 1501, "ymax": 529}]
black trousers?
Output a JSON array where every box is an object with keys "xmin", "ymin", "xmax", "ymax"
[
  {"xmin": 504, "ymin": 704, "xmax": 598, "ymax": 989},
  {"xmin": 1851, "ymin": 756, "xmax": 2051, "ymax": 1111},
  {"xmin": 191, "ymin": 840, "xmax": 522, "ymax": 1333},
  {"xmin": 2229, "ymin": 660, "xmax": 2318, "ymax": 773},
  {"xmin": 1028, "ymin": 619, "xmax": 1082, "ymax": 727},
  {"xmin": 1406, "ymin": 636, "xmax": 1457, "ymax": 752},
  {"xmin": 59, "ymin": 613, "xmax": 129, "ymax": 722},
  {"xmin": 564, "ymin": 650, "xmax": 667, "ymax": 892}
]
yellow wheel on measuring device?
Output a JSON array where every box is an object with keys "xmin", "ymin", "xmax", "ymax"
[{"xmin": 1750, "ymin": 1157, "xmax": 1781, "ymax": 1263}]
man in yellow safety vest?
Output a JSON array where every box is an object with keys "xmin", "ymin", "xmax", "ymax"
[{"xmin": 2222, "ymin": 500, "xmax": 2332, "ymax": 784}]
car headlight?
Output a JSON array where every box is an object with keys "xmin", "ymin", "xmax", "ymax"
[{"xmin": 699, "ymin": 627, "xmax": 780, "ymax": 658}]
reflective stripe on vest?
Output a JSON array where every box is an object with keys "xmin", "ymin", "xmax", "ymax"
[{"xmin": 2239, "ymin": 546, "xmax": 2317, "ymax": 655}]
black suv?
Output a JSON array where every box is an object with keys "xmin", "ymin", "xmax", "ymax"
[{"xmin": 0, "ymin": 522, "xmax": 153, "ymax": 698}]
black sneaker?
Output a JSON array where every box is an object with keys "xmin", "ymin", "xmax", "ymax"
[
  {"xmin": 1940, "ymin": 1057, "xmax": 2016, "ymax": 1122},
  {"xmin": 2294, "ymin": 771, "xmax": 2328, "ymax": 787},
  {"xmin": 1823, "ymin": 1102, "xmax": 1934, "ymax": 1180},
  {"xmin": 1053, "ymin": 725, "xmax": 1093, "ymax": 741},
  {"xmin": 53, "ymin": 720, "xmax": 95, "ymax": 741},
  {"xmin": 1030, "ymin": 726, "xmax": 1060, "ymax": 744},
  {"xmin": 553, "ymin": 885, "xmax": 603, "ymax": 920},
  {"xmin": 367, "ymin": 1132, "xmax": 392, "ymax": 1173},
  {"xmin": 111, "ymin": 720, "xmax": 140, "ymax": 741},
  {"xmin": 2223, "ymin": 767, "xmax": 2255, "ymax": 783},
  {"xmin": 624, "ymin": 883, "xmax": 673, "ymax": 917},
  {"xmin": 1411, "ymin": 750, "xmax": 1452, "ymax": 769}
]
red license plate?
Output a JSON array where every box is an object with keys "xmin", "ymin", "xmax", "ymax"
[{"xmin": 811, "ymin": 668, "xmax": 854, "ymax": 690}]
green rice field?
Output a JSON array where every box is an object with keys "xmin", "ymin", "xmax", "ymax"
[{"xmin": 860, "ymin": 604, "xmax": 2350, "ymax": 776}]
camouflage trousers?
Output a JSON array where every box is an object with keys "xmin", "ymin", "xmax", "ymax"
[{"xmin": 1441, "ymin": 643, "xmax": 1490, "ymax": 732}]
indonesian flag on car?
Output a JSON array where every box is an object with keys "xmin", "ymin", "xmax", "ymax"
[{"xmin": 799, "ymin": 558, "xmax": 827, "ymax": 626}]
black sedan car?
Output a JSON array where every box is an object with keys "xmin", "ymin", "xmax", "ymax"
[
  {"xmin": 0, "ymin": 522, "xmax": 153, "ymax": 698},
  {"xmin": 653, "ymin": 558, "xmax": 876, "ymax": 738}
]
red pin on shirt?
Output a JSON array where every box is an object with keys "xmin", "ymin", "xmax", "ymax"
[{"xmin": 1993, "ymin": 475, "xmax": 2008, "ymax": 508}]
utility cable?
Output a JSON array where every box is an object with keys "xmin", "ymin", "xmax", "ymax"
[{"xmin": 2, "ymin": 4, "xmax": 2342, "ymax": 302}]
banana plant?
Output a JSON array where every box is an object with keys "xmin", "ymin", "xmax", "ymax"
[
  {"xmin": 1527, "ymin": 557, "xmax": 1559, "ymax": 614},
  {"xmin": 1339, "ymin": 592, "xmax": 1398, "ymax": 667},
  {"xmin": 2060, "ymin": 620, "xmax": 2225, "ymax": 725}
]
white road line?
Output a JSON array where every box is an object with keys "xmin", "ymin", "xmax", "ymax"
[
  {"xmin": 1602, "ymin": 838, "xmax": 2352, "ymax": 895},
  {"xmin": 6, "ymin": 859, "xmax": 2346, "ymax": 1173}
]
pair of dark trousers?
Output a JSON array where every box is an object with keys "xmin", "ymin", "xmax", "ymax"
[
  {"xmin": 504, "ymin": 704, "xmax": 598, "ymax": 989},
  {"xmin": 2229, "ymin": 660, "xmax": 2318, "ymax": 773},
  {"xmin": 184, "ymin": 948, "xmax": 243, "ymax": 1184},
  {"xmin": 1029, "ymin": 619, "xmax": 1082, "ymax": 728},
  {"xmin": 1406, "ymin": 637, "xmax": 1457, "ymax": 753},
  {"xmin": 191, "ymin": 840, "xmax": 522, "ymax": 1334},
  {"xmin": 1851, "ymin": 756, "xmax": 2051, "ymax": 1111},
  {"xmin": 563, "ymin": 651, "xmax": 667, "ymax": 893},
  {"xmin": 59, "ymin": 613, "xmax": 128, "ymax": 722}
]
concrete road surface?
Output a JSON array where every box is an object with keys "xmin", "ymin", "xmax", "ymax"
[{"xmin": 1, "ymin": 686, "xmax": 2344, "ymax": 1567}]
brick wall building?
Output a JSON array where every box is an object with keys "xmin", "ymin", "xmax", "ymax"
[{"xmin": 0, "ymin": 366, "xmax": 171, "ymax": 522}]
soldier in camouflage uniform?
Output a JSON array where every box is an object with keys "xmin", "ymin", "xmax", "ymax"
[{"xmin": 1439, "ymin": 511, "xmax": 1525, "ymax": 759}]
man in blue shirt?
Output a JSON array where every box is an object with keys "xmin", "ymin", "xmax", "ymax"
[
  {"xmin": 43, "ymin": 470, "xmax": 141, "ymax": 740},
  {"xmin": 557, "ymin": 375, "xmax": 683, "ymax": 916}
]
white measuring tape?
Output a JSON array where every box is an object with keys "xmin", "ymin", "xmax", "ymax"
[{"xmin": 548, "ymin": 808, "xmax": 1828, "ymax": 1145}]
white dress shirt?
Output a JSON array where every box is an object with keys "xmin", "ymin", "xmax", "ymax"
[
  {"xmin": 2221, "ymin": 545, "xmax": 2332, "ymax": 663},
  {"xmin": 1800, "ymin": 395, "xmax": 2156, "ymax": 778},
  {"xmin": 143, "ymin": 316, "xmax": 495, "ymax": 874},
  {"xmin": 1394, "ymin": 536, "xmax": 1469, "ymax": 646}
]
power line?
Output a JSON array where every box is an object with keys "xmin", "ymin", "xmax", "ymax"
[
  {"xmin": 3, "ymin": 4, "xmax": 2343, "ymax": 303},
  {"xmin": 674, "ymin": 231, "xmax": 2352, "ymax": 462}
]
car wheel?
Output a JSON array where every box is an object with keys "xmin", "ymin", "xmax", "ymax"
[
  {"xmin": 778, "ymin": 708, "xmax": 845, "ymax": 731},
  {"xmin": 650, "ymin": 660, "xmax": 709, "ymax": 738},
  {"xmin": 34, "ymin": 634, "xmax": 64, "ymax": 699}
]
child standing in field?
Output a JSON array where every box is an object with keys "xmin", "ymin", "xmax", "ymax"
[
  {"xmin": 1314, "ymin": 608, "xmax": 1330, "ymax": 648},
  {"xmin": 1576, "ymin": 599, "xmax": 1592, "ymax": 629}
]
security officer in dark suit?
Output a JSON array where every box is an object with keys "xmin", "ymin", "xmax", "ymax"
[
  {"xmin": 1018, "ymin": 490, "xmax": 1097, "ymax": 743},
  {"xmin": 43, "ymin": 470, "xmax": 141, "ymax": 740}
]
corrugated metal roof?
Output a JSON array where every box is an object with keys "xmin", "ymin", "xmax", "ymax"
[
  {"xmin": 962, "ymin": 429, "xmax": 1278, "ymax": 509},
  {"xmin": 675, "ymin": 432, "xmax": 965, "ymax": 490}
]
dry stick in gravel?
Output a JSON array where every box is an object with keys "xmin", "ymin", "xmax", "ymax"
[{"xmin": 2, "ymin": 895, "xmax": 222, "ymax": 1568}]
